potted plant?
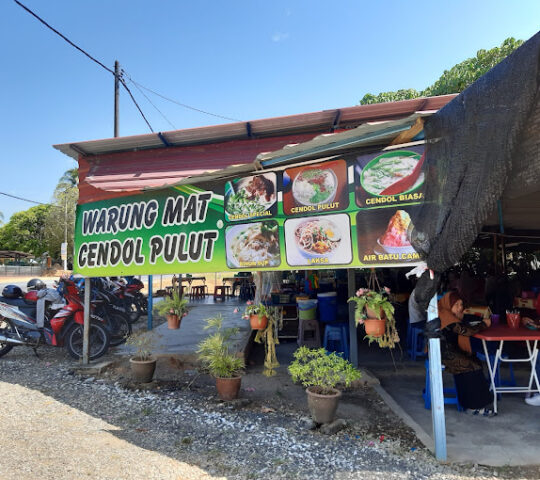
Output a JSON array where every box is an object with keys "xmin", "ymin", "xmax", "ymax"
[
  {"xmin": 243, "ymin": 301, "xmax": 269, "ymax": 330},
  {"xmin": 155, "ymin": 289, "xmax": 189, "ymax": 329},
  {"xmin": 288, "ymin": 346, "xmax": 361, "ymax": 424},
  {"xmin": 126, "ymin": 330, "xmax": 159, "ymax": 383},
  {"xmin": 348, "ymin": 287, "xmax": 399, "ymax": 348},
  {"xmin": 197, "ymin": 315, "xmax": 245, "ymax": 401}
]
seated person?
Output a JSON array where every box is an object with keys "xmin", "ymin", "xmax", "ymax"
[{"xmin": 438, "ymin": 292, "xmax": 495, "ymax": 417}]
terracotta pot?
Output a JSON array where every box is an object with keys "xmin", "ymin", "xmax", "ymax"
[
  {"xmin": 129, "ymin": 356, "xmax": 157, "ymax": 383},
  {"xmin": 249, "ymin": 314, "xmax": 268, "ymax": 330},
  {"xmin": 364, "ymin": 318, "xmax": 386, "ymax": 337},
  {"xmin": 215, "ymin": 376, "xmax": 242, "ymax": 401},
  {"xmin": 365, "ymin": 306, "xmax": 385, "ymax": 319},
  {"xmin": 167, "ymin": 314, "xmax": 180, "ymax": 330},
  {"xmin": 306, "ymin": 386, "xmax": 342, "ymax": 424}
]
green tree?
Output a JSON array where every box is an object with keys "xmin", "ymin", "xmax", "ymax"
[
  {"xmin": 359, "ymin": 37, "xmax": 524, "ymax": 105},
  {"xmin": 44, "ymin": 168, "xmax": 79, "ymax": 258},
  {"xmin": 0, "ymin": 205, "xmax": 52, "ymax": 254}
]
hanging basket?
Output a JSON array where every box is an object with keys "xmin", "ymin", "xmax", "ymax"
[
  {"xmin": 364, "ymin": 318, "xmax": 386, "ymax": 337},
  {"xmin": 250, "ymin": 314, "xmax": 268, "ymax": 330},
  {"xmin": 365, "ymin": 306, "xmax": 385, "ymax": 320}
]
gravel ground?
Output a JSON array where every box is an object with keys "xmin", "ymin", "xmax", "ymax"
[{"xmin": 0, "ymin": 346, "xmax": 538, "ymax": 480}]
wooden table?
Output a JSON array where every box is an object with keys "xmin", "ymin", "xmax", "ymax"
[
  {"xmin": 180, "ymin": 276, "xmax": 206, "ymax": 286},
  {"xmin": 474, "ymin": 325, "xmax": 540, "ymax": 413}
]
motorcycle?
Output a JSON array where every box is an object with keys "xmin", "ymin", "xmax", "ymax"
[
  {"xmin": 0, "ymin": 278, "xmax": 110, "ymax": 361},
  {"xmin": 110, "ymin": 277, "xmax": 147, "ymax": 323}
]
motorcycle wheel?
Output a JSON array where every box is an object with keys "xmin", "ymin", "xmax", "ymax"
[
  {"xmin": 137, "ymin": 294, "xmax": 148, "ymax": 315},
  {"xmin": 65, "ymin": 320, "xmax": 110, "ymax": 361},
  {"xmin": 0, "ymin": 317, "xmax": 15, "ymax": 358},
  {"xmin": 108, "ymin": 312, "xmax": 132, "ymax": 346},
  {"xmin": 126, "ymin": 300, "xmax": 142, "ymax": 324}
]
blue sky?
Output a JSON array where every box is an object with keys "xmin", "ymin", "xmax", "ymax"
[{"xmin": 1, "ymin": 0, "xmax": 539, "ymax": 221}]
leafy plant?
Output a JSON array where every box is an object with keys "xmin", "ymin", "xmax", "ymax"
[
  {"xmin": 348, "ymin": 287, "xmax": 394, "ymax": 323},
  {"xmin": 243, "ymin": 301, "xmax": 268, "ymax": 318},
  {"xmin": 348, "ymin": 287, "xmax": 399, "ymax": 349},
  {"xmin": 288, "ymin": 346, "xmax": 361, "ymax": 395},
  {"xmin": 126, "ymin": 330, "xmax": 159, "ymax": 361},
  {"xmin": 196, "ymin": 315, "xmax": 244, "ymax": 378},
  {"xmin": 155, "ymin": 289, "xmax": 189, "ymax": 318}
]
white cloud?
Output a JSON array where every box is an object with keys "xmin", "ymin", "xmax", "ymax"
[{"xmin": 271, "ymin": 32, "xmax": 290, "ymax": 43}]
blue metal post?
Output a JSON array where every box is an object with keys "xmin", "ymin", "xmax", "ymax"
[
  {"xmin": 147, "ymin": 274, "xmax": 153, "ymax": 331},
  {"xmin": 427, "ymin": 294, "xmax": 447, "ymax": 461}
]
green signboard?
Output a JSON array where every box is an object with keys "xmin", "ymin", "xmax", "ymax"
[{"xmin": 74, "ymin": 146, "xmax": 425, "ymax": 276}]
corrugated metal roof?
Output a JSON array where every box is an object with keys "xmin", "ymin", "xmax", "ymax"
[{"xmin": 54, "ymin": 95, "xmax": 456, "ymax": 160}]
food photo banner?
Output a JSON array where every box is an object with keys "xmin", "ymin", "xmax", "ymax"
[{"xmin": 74, "ymin": 146, "xmax": 426, "ymax": 276}]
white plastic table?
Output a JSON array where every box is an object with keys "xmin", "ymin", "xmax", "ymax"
[{"xmin": 474, "ymin": 325, "xmax": 540, "ymax": 413}]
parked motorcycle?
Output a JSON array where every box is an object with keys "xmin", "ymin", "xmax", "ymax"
[{"xmin": 0, "ymin": 279, "xmax": 110, "ymax": 360}]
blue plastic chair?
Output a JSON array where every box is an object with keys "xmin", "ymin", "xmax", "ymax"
[
  {"xmin": 323, "ymin": 323, "xmax": 349, "ymax": 359},
  {"xmin": 422, "ymin": 359, "xmax": 463, "ymax": 411},
  {"xmin": 407, "ymin": 322, "xmax": 426, "ymax": 361}
]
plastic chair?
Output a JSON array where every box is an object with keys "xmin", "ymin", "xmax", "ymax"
[
  {"xmin": 323, "ymin": 323, "xmax": 349, "ymax": 359},
  {"xmin": 407, "ymin": 322, "xmax": 426, "ymax": 361},
  {"xmin": 423, "ymin": 359, "xmax": 463, "ymax": 411},
  {"xmin": 297, "ymin": 318, "xmax": 321, "ymax": 348}
]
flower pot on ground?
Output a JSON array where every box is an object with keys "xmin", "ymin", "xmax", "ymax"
[
  {"xmin": 215, "ymin": 376, "xmax": 242, "ymax": 401},
  {"xmin": 348, "ymin": 287, "xmax": 399, "ymax": 348},
  {"xmin": 243, "ymin": 302, "xmax": 269, "ymax": 330},
  {"xmin": 126, "ymin": 330, "xmax": 160, "ymax": 383},
  {"xmin": 167, "ymin": 314, "xmax": 180, "ymax": 330},
  {"xmin": 288, "ymin": 346, "xmax": 361, "ymax": 424},
  {"xmin": 197, "ymin": 315, "xmax": 244, "ymax": 401},
  {"xmin": 155, "ymin": 289, "xmax": 189, "ymax": 329},
  {"xmin": 306, "ymin": 386, "xmax": 342, "ymax": 424},
  {"xmin": 129, "ymin": 357, "xmax": 157, "ymax": 383}
]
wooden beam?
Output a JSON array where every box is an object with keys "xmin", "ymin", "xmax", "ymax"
[{"xmin": 390, "ymin": 117, "xmax": 424, "ymax": 146}]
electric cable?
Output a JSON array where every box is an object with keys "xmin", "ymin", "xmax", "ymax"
[
  {"xmin": 0, "ymin": 191, "xmax": 46, "ymax": 205},
  {"xmin": 124, "ymin": 72, "xmax": 243, "ymax": 122},
  {"xmin": 13, "ymin": 0, "xmax": 241, "ymax": 126},
  {"xmin": 123, "ymin": 70, "xmax": 176, "ymax": 130}
]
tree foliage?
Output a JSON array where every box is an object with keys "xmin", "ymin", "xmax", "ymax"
[
  {"xmin": 0, "ymin": 204, "xmax": 51, "ymax": 255},
  {"xmin": 359, "ymin": 38, "xmax": 524, "ymax": 105},
  {"xmin": 0, "ymin": 167, "xmax": 78, "ymax": 258}
]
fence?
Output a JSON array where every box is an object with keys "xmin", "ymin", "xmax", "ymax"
[{"xmin": 0, "ymin": 265, "xmax": 44, "ymax": 277}]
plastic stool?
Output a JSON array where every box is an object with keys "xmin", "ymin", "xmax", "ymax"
[
  {"xmin": 423, "ymin": 359, "xmax": 463, "ymax": 411},
  {"xmin": 213, "ymin": 286, "xmax": 226, "ymax": 301},
  {"xmin": 407, "ymin": 323, "xmax": 426, "ymax": 361},
  {"xmin": 476, "ymin": 352, "xmax": 516, "ymax": 387},
  {"xmin": 297, "ymin": 318, "xmax": 321, "ymax": 348},
  {"xmin": 323, "ymin": 323, "xmax": 349, "ymax": 359}
]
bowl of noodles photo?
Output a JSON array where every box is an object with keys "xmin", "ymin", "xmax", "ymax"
[
  {"xmin": 360, "ymin": 150, "xmax": 423, "ymax": 196},
  {"xmin": 292, "ymin": 168, "xmax": 337, "ymax": 206},
  {"xmin": 294, "ymin": 218, "xmax": 342, "ymax": 259},
  {"xmin": 226, "ymin": 221, "xmax": 280, "ymax": 268}
]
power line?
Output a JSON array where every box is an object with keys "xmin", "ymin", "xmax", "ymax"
[
  {"xmin": 123, "ymin": 70, "xmax": 176, "ymax": 130},
  {"xmin": 13, "ymin": 0, "xmax": 154, "ymax": 132},
  {"xmin": 14, "ymin": 0, "xmax": 242, "ymax": 127},
  {"xmin": 122, "ymin": 73, "xmax": 243, "ymax": 123},
  {"xmin": 0, "ymin": 191, "xmax": 46, "ymax": 205}
]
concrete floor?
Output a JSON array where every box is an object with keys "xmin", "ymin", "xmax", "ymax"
[
  {"xmin": 117, "ymin": 296, "xmax": 251, "ymax": 360},
  {"xmin": 369, "ymin": 357, "xmax": 540, "ymax": 466}
]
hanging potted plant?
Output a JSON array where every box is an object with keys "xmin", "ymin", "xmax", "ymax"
[
  {"xmin": 126, "ymin": 330, "xmax": 159, "ymax": 383},
  {"xmin": 288, "ymin": 346, "xmax": 361, "ymax": 424},
  {"xmin": 243, "ymin": 301, "xmax": 269, "ymax": 330},
  {"xmin": 197, "ymin": 315, "xmax": 245, "ymax": 401},
  {"xmin": 155, "ymin": 289, "xmax": 189, "ymax": 329},
  {"xmin": 348, "ymin": 287, "xmax": 399, "ymax": 348}
]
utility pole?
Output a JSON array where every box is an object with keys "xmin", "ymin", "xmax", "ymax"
[{"xmin": 114, "ymin": 60, "xmax": 120, "ymax": 137}]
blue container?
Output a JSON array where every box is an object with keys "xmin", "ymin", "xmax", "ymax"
[{"xmin": 317, "ymin": 292, "xmax": 337, "ymax": 323}]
